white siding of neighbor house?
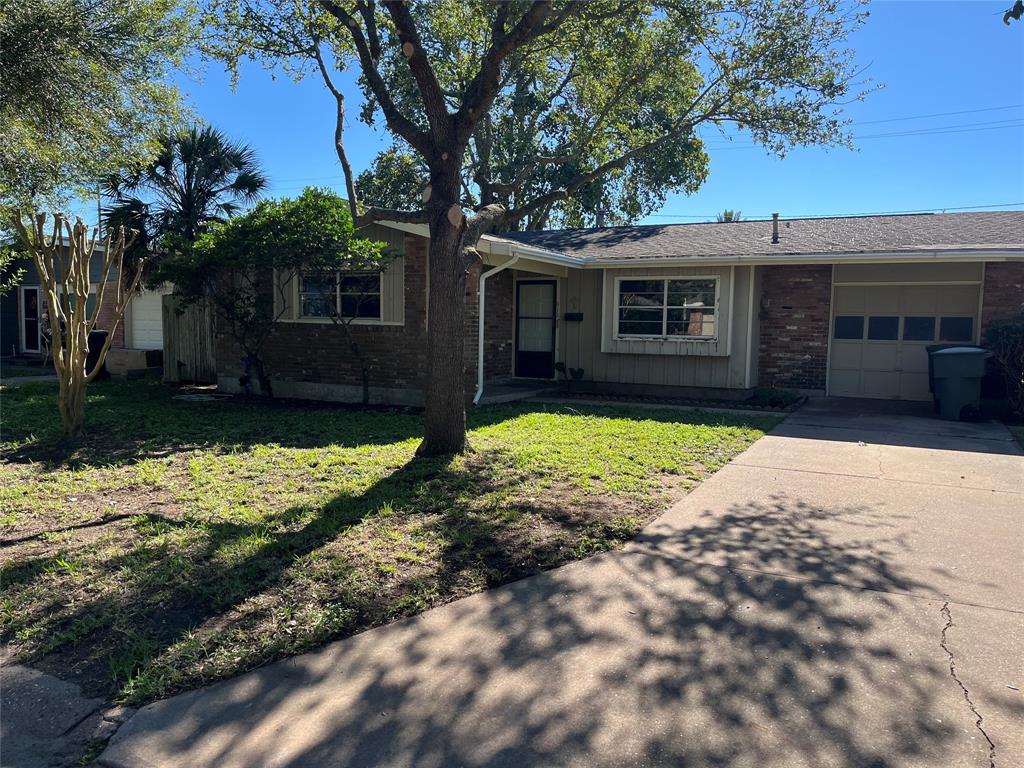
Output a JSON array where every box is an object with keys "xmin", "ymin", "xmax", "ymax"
[{"xmin": 559, "ymin": 265, "xmax": 754, "ymax": 390}]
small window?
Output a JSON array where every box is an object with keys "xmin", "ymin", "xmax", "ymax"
[
  {"xmin": 300, "ymin": 275, "xmax": 336, "ymax": 318},
  {"xmin": 339, "ymin": 273, "xmax": 381, "ymax": 319},
  {"xmin": 903, "ymin": 316, "xmax": 935, "ymax": 341},
  {"xmin": 867, "ymin": 316, "xmax": 899, "ymax": 341},
  {"xmin": 939, "ymin": 316, "xmax": 974, "ymax": 342},
  {"xmin": 617, "ymin": 278, "xmax": 717, "ymax": 338},
  {"xmin": 833, "ymin": 315, "xmax": 864, "ymax": 340}
]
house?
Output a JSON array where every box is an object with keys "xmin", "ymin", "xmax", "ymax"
[
  {"xmin": 1, "ymin": 245, "xmax": 169, "ymax": 362},
  {"xmin": 214, "ymin": 211, "xmax": 1024, "ymax": 404}
]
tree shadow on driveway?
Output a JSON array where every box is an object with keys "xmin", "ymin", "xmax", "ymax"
[{"xmin": 103, "ymin": 492, "xmax": 974, "ymax": 768}]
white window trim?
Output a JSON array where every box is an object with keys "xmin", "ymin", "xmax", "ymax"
[{"xmin": 612, "ymin": 274, "xmax": 721, "ymax": 342}]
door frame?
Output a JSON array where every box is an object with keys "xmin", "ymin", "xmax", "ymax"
[
  {"xmin": 514, "ymin": 278, "xmax": 558, "ymax": 380},
  {"xmin": 826, "ymin": 275, "xmax": 983, "ymax": 399},
  {"xmin": 19, "ymin": 285, "xmax": 42, "ymax": 354}
]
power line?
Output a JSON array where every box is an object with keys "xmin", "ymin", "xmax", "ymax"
[{"xmin": 850, "ymin": 104, "xmax": 1023, "ymax": 125}]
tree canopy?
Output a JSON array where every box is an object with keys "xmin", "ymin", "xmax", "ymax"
[
  {"xmin": 163, "ymin": 187, "xmax": 387, "ymax": 396},
  {"xmin": 0, "ymin": 0, "xmax": 196, "ymax": 206},
  {"xmin": 206, "ymin": 0, "xmax": 871, "ymax": 454},
  {"xmin": 103, "ymin": 124, "xmax": 269, "ymax": 277}
]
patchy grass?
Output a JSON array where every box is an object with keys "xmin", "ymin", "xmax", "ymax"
[
  {"xmin": 0, "ymin": 361, "xmax": 54, "ymax": 379},
  {"xmin": 1, "ymin": 379, "xmax": 777, "ymax": 706}
]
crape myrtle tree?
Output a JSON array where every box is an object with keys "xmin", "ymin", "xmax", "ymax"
[
  {"xmin": 9, "ymin": 212, "xmax": 143, "ymax": 436},
  {"xmin": 208, "ymin": 0, "xmax": 869, "ymax": 455},
  {"xmin": 162, "ymin": 187, "xmax": 387, "ymax": 400}
]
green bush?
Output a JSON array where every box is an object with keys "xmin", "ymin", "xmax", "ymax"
[{"xmin": 986, "ymin": 320, "xmax": 1024, "ymax": 419}]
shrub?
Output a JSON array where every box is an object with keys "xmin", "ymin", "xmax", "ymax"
[{"xmin": 986, "ymin": 320, "xmax": 1024, "ymax": 419}]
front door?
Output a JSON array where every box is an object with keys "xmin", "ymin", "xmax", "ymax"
[
  {"xmin": 21, "ymin": 286, "xmax": 40, "ymax": 353},
  {"xmin": 515, "ymin": 280, "xmax": 556, "ymax": 379}
]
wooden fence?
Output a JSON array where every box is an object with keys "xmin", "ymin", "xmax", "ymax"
[{"xmin": 162, "ymin": 295, "xmax": 217, "ymax": 384}]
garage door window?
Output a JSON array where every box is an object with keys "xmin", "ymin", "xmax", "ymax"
[
  {"xmin": 833, "ymin": 315, "xmax": 864, "ymax": 339},
  {"xmin": 939, "ymin": 316, "xmax": 973, "ymax": 342},
  {"xmin": 902, "ymin": 316, "xmax": 935, "ymax": 341},
  {"xmin": 867, "ymin": 316, "xmax": 899, "ymax": 340}
]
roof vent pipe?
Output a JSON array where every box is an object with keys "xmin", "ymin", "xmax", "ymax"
[{"xmin": 771, "ymin": 213, "xmax": 780, "ymax": 244}]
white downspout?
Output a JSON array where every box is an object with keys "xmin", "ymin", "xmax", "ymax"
[{"xmin": 473, "ymin": 253, "xmax": 521, "ymax": 405}]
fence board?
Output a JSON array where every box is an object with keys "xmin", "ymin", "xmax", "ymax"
[{"xmin": 162, "ymin": 296, "xmax": 216, "ymax": 383}]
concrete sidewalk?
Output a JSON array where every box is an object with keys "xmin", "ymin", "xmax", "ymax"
[{"xmin": 100, "ymin": 402, "xmax": 1024, "ymax": 768}]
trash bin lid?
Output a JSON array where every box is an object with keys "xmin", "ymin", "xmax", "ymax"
[{"xmin": 931, "ymin": 347, "xmax": 989, "ymax": 356}]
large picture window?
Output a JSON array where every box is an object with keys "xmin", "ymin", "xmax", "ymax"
[
  {"xmin": 299, "ymin": 272, "xmax": 382, "ymax": 320},
  {"xmin": 617, "ymin": 278, "xmax": 717, "ymax": 338}
]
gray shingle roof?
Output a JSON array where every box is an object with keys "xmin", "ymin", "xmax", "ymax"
[{"xmin": 501, "ymin": 211, "xmax": 1024, "ymax": 261}]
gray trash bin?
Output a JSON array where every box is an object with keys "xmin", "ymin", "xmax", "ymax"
[{"xmin": 928, "ymin": 346, "xmax": 991, "ymax": 421}]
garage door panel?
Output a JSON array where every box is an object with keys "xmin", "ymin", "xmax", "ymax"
[
  {"xmin": 828, "ymin": 279, "xmax": 979, "ymax": 401},
  {"xmin": 130, "ymin": 292, "xmax": 165, "ymax": 350},
  {"xmin": 860, "ymin": 344, "xmax": 899, "ymax": 370},
  {"xmin": 833, "ymin": 286, "xmax": 866, "ymax": 314},
  {"xmin": 860, "ymin": 370, "xmax": 901, "ymax": 399},
  {"xmin": 899, "ymin": 286, "xmax": 940, "ymax": 315},
  {"xmin": 900, "ymin": 344, "xmax": 931, "ymax": 374},
  {"xmin": 937, "ymin": 285, "xmax": 979, "ymax": 315},
  {"xmin": 864, "ymin": 286, "xmax": 900, "ymax": 314},
  {"xmin": 899, "ymin": 372, "xmax": 932, "ymax": 401},
  {"xmin": 830, "ymin": 342, "xmax": 863, "ymax": 369},
  {"xmin": 829, "ymin": 369, "xmax": 862, "ymax": 397}
]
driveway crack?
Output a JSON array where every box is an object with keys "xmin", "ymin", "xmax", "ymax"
[{"xmin": 940, "ymin": 601, "xmax": 996, "ymax": 767}]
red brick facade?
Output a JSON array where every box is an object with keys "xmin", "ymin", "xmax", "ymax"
[
  {"xmin": 464, "ymin": 264, "xmax": 514, "ymax": 384},
  {"xmin": 981, "ymin": 261, "xmax": 1024, "ymax": 336},
  {"xmin": 757, "ymin": 265, "xmax": 833, "ymax": 391},
  {"xmin": 216, "ymin": 234, "xmax": 515, "ymax": 399},
  {"xmin": 94, "ymin": 281, "xmax": 126, "ymax": 349}
]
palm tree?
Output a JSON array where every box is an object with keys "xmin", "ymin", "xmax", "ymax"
[
  {"xmin": 716, "ymin": 209, "xmax": 743, "ymax": 223},
  {"xmin": 103, "ymin": 124, "xmax": 268, "ymax": 275}
]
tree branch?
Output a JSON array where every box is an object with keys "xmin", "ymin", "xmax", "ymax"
[{"xmin": 319, "ymin": 0, "xmax": 433, "ymax": 157}]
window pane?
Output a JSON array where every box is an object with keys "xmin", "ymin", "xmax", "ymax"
[
  {"xmin": 339, "ymin": 273, "xmax": 380, "ymax": 294},
  {"xmin": 300, "ymin": 276, "xmax": 336, "ymax": 317},
  {"xmin": 867, "ymin": 316, "xmax": 899, "ymax": 340},
  {"xmin": 619, "ymin": 279, "xmax": 664, "ymax": 309},
  {"xmin": 939, "ymin": 316, "xmax": 973, "ymax": 342},
  {"xmin": 903, "ymin": 316, "xmax": 935, "ymax": 341},
  {"xmin": 619, "ymin": 306, "xmax": 662, "ymax": 336},
  {"xmin": 618, "ymin": 320, "xmax": 663, "ymax": 336},
  {"xmin": 666, "ymin": 307, "xmax": 715, "ymax": 337},
  {"xmin": 667, "ymin": 279, "xmax": 715, "ymax": 308},
  {"xmin": 341, "ymin": 294, "xmax": 380, "ymax": 318},
  {"xmin": 833, "ymin": 315, "xmax": 864, "ymax": 339},
  {"xmin": 518, "ymin": 318, "xmax": 554, "ymax": 351}
]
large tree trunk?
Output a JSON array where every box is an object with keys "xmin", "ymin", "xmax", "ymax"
[
  {"xmin": 57, "ymin": 373, "xmax": 85, "ymax": 437},
  {"xmin": 418, "ymin": 206, "xmax": 469, "ymax": 456}
]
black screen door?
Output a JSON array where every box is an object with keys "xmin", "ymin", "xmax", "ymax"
[
  {"xmin": 22, "ymin": 287, "xmax": 40, "ymax": 352},
  {"xmin": 515, "ymin": 280, "xmax": 556, "ymax": 378}
]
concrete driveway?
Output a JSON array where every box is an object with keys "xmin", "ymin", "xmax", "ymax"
[{"xmin": 100, "ymin": 400, "xmax": 1024, "ymax": 768}]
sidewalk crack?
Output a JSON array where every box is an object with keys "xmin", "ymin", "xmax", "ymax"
[{"xmin": 940, "ymin": 600, "xmax": 996, "ymax": 768}]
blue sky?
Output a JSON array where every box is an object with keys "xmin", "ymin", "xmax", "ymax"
[{"xmin": 156, "ymin": 1, "xmax": 1024, "ymax": 225}]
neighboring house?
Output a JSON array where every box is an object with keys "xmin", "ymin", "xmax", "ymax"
[
  {"xmin": 0, "ymin": 244, "xmax": 169, "ymax": 360},
  {"xmin": 214, "ymin": 211, "xmax": 1024, "ymax": 404}
]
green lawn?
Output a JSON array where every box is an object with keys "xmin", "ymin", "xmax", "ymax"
[{"xmin": 0, "ymin": 379, "xmax": 777, "ymax": 707}]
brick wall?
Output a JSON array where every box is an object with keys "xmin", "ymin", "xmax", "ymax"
[
  {"xmin": 981, "ymin": 261, "xmax": 1024, "ymax": 336},
  {"xmin": 93, "ymin": 281, "xmax": 126, "ymax": 348},
  {"xmin": 463, "ymin": 264, "xmax": 514, "ymax": 385},
  {"xmin": 217, "ymin": 233, "xmax": 430, "ymax": 392},
  {"xmin": 757, "ymin": 265, "xmax": 832, "ymax": 391}
]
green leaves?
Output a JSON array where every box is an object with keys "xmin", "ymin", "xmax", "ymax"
[{"xmin": 0, "ymin": 0, "xmax": 198, "ymax": 206}]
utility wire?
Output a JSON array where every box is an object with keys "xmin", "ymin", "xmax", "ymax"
[{"xmin": 644, "ymin": 202, "xmax": 1024, "ymax": 220}]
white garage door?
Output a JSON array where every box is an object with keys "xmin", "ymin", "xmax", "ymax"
[
  {"xmin": 828, "ymin": 284, "xmax": 979, "ymax": 400},
  {"xmin": 129, "ymin": 291, "xmax": 165, "ymax": 350}
]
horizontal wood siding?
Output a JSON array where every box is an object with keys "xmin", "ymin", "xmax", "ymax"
[{"xmin": 560, "ymin": 266, "xmax": 752, "ymax": 390}]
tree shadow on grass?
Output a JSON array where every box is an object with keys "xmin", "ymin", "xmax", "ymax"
[
  {"xmin": 103, "ymin": 493, "xmax": 971, "ymax": 768},
  {"xmin": 2, "ymin": 378, "xmax": 773, "ymax": 472},
  {"xmin": 4, "ymin": 449, "xmax": 638, "ymax": 706}
]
